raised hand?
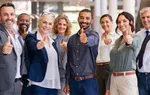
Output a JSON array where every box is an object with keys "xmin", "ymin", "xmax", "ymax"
[
  {"xmin": 80, "ymin": 28, "xmax": 88, "ymax": 43},
  {"xmin": 36, "ymin": 36, "xmax": 46, "ymax": 49},
  {"xmin": 60, "ymin": 38, "xmax": 67, "ymax": 50},
  {"xmin": 124, "ymin": 30, "xmax": 132, "ymax": 45},
  {"xmin": 2, "ymin": 36, "xmax": 13, "ymax": 54},
  {"xmin": 104, "ymin": 35, "xmax": 112, "ymax": 45}
]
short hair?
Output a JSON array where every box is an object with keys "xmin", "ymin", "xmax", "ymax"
[
  {"xmin": 17, "ymin": 13, "xmax": 30, "ymax": 21},
  {"xmin": 100, "ymin": 14, "xmax": 113, "ymax": 23},
  {"xmin": 140, "ymin": 7, "xmax": 150, "ymax": 17},
  {"xmin": 53, "ymin": 14, "xmax": 72, "ymax": 36},
  {"xmin": 0, "ymin": 3, "xmax": 15, "ymax": 10},
  {"xmin": 79, "ymin": 9, "xmax": 93, "ymax": 18},
  {"xmin": 38, "ymin": 13, "xmax": 55, "ymax": 24},
  {"xmin": 116, "ymin": 12, "xmax": 134, "ymax": 32}
]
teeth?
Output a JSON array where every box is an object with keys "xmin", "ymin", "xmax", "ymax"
[
  {"xmin": 22, "ymin": 25, "xmax": 27, "ymax": 28},
  {"xmin": 6, "ymin": 20, "xmax": 12, "ymax": 24}
]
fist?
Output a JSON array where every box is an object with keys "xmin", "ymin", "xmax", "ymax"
[
  {"xmin": 2, "ymin": 36, "xmax": 13, "ymax": 54},
  {"xmin": 80, "ymin": 28, "xmax": 88, "ymax": 43}
]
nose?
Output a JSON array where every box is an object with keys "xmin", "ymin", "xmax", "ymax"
[{"xmin": 7, "ymin": 14, "xmax": 12, "ymax": 20}]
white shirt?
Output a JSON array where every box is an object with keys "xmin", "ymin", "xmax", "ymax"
[
  {"xmin": 7, "ymin": 30, "xmax": 22, "ymax": 78},
  {"xmin": 96, "ymin": 31, "xmax": 119, "ymax": 63},
  {"xmin": 31, "ymin": 32, "xmax": 61, "ymax": 89},
  {"xmin": 136, "ymin": 29, "xmax": 150, "ymax": 72}
]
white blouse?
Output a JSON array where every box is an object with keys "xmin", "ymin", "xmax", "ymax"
[
  {"xmin": 31, "ymin": 32, "xmax": 61, "ymax": 89},
  {"xmin": 96, "ymin": 31, "xmax": 119, "ymax": 63}
]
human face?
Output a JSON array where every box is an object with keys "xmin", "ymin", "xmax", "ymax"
[
  {"xmin": 57, "ymin": 19, "xmax": 67, "ymax": 34},
  {"xmin": 117, "ymin": 15, "xmax": 131, "ymax": 35},
  {"xmin": 141, "ymin": 11, "xmax": 150, "ymax": 30},
  {"xmin": 100, "ymin": 17, "xmax": 113, "ymax": 32},
  {"xmin": 78, "ymin": 12, "xmax": 92, "ymax": 30},
  {"xmin": 0, "ymin": 6, "xmax": 15, "ymax": 31},
  {"xmin": 38, "ymin": 15, "xmax": 53, "ymax": 35},
  {"xmin": 17, "ymin": 14, "xmax": 30, "ymax": 32}
]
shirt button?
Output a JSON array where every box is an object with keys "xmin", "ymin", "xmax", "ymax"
[
  {"xmin": 78, "ymin": 44, "xmax": 79, "ymax": 45},
  {"xmin": 76, "ymin": 73, "xmax": 78, "ymax": 75},
  {"xmin": 77, "ymin": 51, "xmax": 79, "ymax": 52},
  {"xmin": 76, "ymin": 58, "xmax": 78, "ymax": 60},
  {"xmin": 76, "ymin": 66, "xmax": 78, "ymax": 67}
]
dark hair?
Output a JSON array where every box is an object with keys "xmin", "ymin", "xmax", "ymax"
[
  {"xmin": 100, "ymin": 14, "xmax": 113, "ymax": 23},
  {"xmin": 17, "ymin": 13, "xmax": 30, "ymax": 21},
  {"xmin": 0, "ymin": 3, "xmax": 15, "ymax": 10},
  {"xmin": 79, "ymin": 9, "xmax": 92, "ymax": 18},
  {"xmin": 115, "ymin": 12, "xmax": 134, "ymax": 32}
]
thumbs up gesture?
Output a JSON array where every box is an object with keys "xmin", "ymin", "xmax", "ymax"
[
  {"xmin": 104, "ymin": 35, "xmax": 112, "ymax": 45},
  {"xmin": 124, "ymin": 30, "xmax": 132, "ymax": 45},
  {"xmin": 80, "ymin": 28, "xmax": 88, "ymax": 43},
  {"xmin": 36, "ymin": 36, "xmax": 46, "ymax": 49},
  {"xmin": 60, "ymin": 38, "xmax": 67, "ymax": 50},
  {"xmin": 2, "ymin": 36, "xmax": 13, "ymax": 54}
]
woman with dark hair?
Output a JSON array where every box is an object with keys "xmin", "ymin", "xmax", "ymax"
[
  {"xmin": 108, "ymin": 12, "xmax": 141, "ymax": 95},
  {"xmin": 96, "ymin": 14, "xmax": 119, "ymax": 95}
]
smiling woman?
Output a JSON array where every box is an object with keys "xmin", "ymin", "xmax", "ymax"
[
  {"xmin": 108, "ymin": 12, "xmax": 141, "ymax": 95},
  {"xmin": 25, "ymin": 14, "xmax": 61, "ymax": 95},
  {"xmin": 53, "ymin": 14, "xmax": 72, "ymax": 95}
]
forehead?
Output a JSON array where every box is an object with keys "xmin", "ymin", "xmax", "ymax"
[
  {"xmin": 0, "ymin": 6, "xmax": 15, "ymax": 14},
  {"xmin": 141, "ymin": 10, "xmax": 150, "ymax": 16},
  {"xmin": 19, "ymin": 14, "xmax": 30, "ymax": 20},
  {"xmin": 39, "ymin": 15, "xmax": 53, "ymax": 23},
  {"xmin": 101, "ymin": 17, "xmax": 111, "ymax": 21},
  {"xmin": 79, "ymin": 12, "xmax": 92, "ymax": 18},
  {"xmin": 118, "ymin": 15, "xmax": 127, "ymax": 20},
  {"xmin": 58, "ymin": 19, "xmax": 67, "ymax": 23}
]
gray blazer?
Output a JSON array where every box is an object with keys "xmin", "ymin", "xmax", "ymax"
[{"xmin": 0, "ymin": 24, "xmax": 27, "ymax": 90}]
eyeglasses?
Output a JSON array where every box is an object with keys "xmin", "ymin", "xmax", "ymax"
[{"xmin": 39, "ymin": 12, "xmax": 55, "ymax": 19}]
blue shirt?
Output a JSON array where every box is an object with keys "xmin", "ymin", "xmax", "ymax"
[{"xmin": 65, "ymin": 28, "xmax": 99, "ymax": 84}]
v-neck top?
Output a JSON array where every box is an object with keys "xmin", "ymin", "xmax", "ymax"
[{"xmin": 109, "ymin": 35, "xmax": 141, "ymax": 72}]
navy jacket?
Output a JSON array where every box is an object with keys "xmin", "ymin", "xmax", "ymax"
[{"xmin": 25, "ymin": 32, "xmax": 58, "ymax": 82}]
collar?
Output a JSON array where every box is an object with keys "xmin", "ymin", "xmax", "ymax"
[{"xmin": 36, "ymin": 31, "xmax": 54, "ymax": 44}]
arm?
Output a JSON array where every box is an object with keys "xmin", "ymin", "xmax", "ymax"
[
  {"xmin": 86, "ymin": 32, "xmax": 99, "ymax": 47},
  {"xmin": 25, "ymin": 34, "xmax": 39, "ymax": 51},
  {"xmin": 64, "ymin": 39, "xmax": 71, "ymax": 94},
  {"xmin": 125, "ymin": 35, "xmax": 141, "ymax": 50}
]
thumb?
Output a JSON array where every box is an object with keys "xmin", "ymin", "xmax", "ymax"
[
  {"xmin": 42, "ymin": 36, "xmax": 47, "ymax": 42},
  {"xmin": 80, "ymin": 28, "xmax": 84, "ymax": 34},
  {"xmin": 61, "ymin": 38, "xmax": 65, "ymax": 44},
  {"xmin": 6, "ymin": 36, "xmax": 11, "ymax": 44}
]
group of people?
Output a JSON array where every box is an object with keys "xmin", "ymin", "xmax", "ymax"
[{"xmin": 0, "ymin": 2, "xmax": 150, "ymax": 95}]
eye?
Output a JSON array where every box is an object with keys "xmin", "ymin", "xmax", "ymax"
[{"xmin": 49, "ymin": 22, "xmax": 52, "ymax": 25}]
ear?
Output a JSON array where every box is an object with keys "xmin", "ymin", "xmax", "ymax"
[
  {"xmin": 130, "ymin": 21, "xmax": 133, "ymax": 25},
  {"xmin": 91, "ymin": 19, "xmax": 93, "ymax": 24}
]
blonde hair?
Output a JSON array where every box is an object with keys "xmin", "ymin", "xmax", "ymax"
[{"xmin": 53, "ymin": 14, "xmax": 72, "ymax": 36}]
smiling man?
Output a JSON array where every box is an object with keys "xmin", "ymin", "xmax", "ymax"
[
  {"xmin": 64, "ymin": 9, "xmax": 99, "ymax": 95},
  {"xmin": 0, "ymin": 3, "xmax": 26, "ymax": 95}
]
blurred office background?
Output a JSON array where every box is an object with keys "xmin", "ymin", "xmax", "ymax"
[{"xmin": 0, "ymin": 0, "xmax": 149, "ymax": 33}]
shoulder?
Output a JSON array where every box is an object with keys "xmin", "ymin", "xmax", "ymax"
[
  {"xmin": 25, "ymin": 32, "xmax": 37, "ymax": 41},
  {"xmin": 136, "ymin": 29, "xmax": 144, "ymax": 36}
]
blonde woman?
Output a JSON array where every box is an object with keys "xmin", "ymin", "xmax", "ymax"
[
  {"xmin": 53, "ymin": 14, "xmax": 72, "ymax": 95},
  {"xmin": 25, "ymin": 14, "xmax": 60, "ymax": 95}
]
